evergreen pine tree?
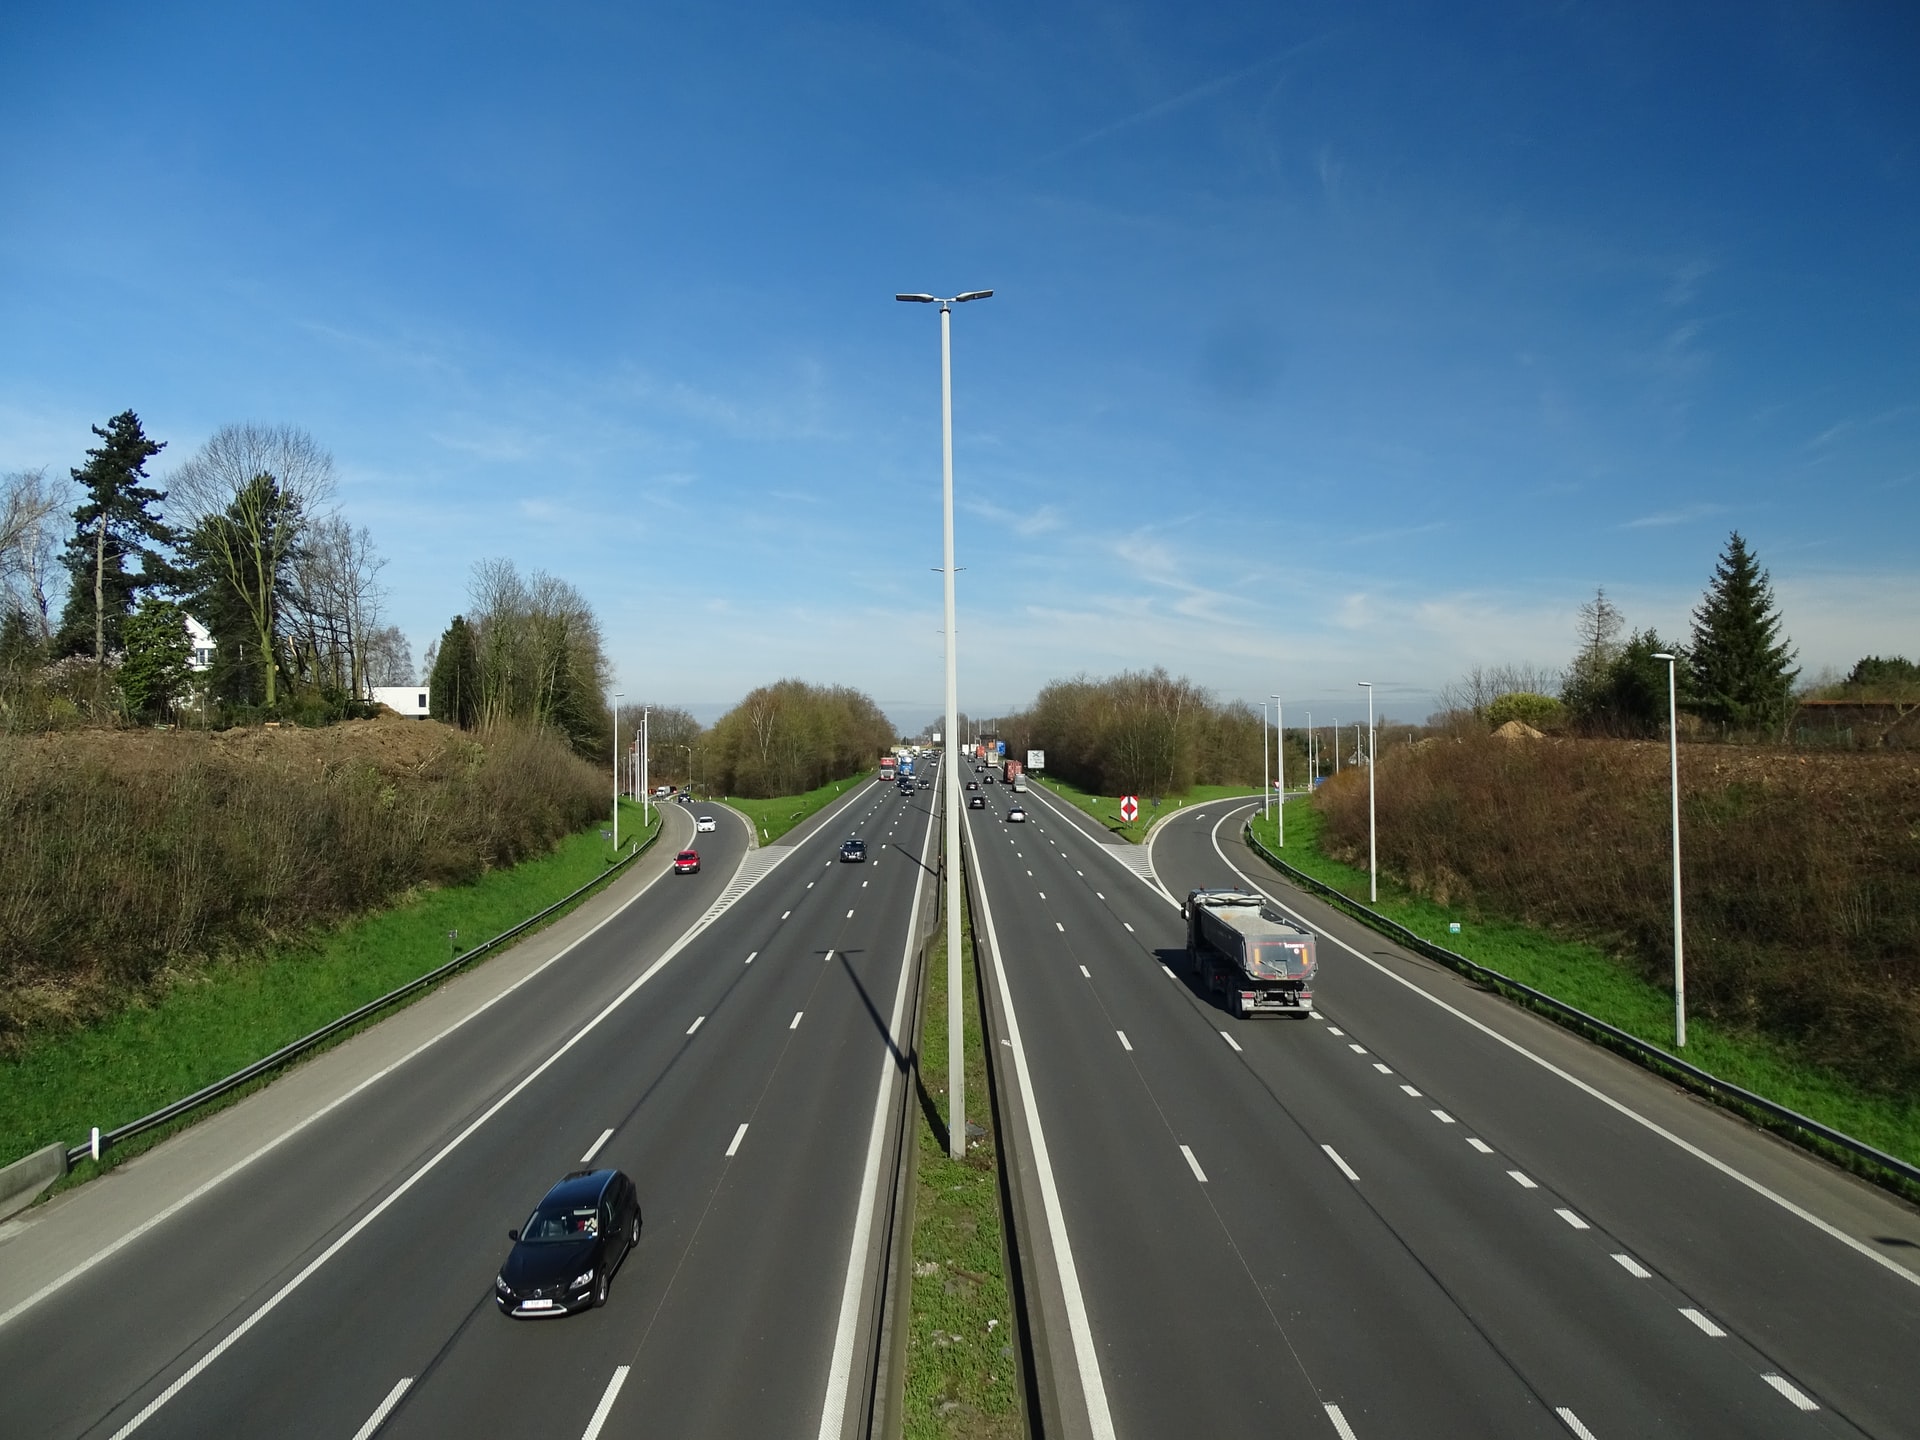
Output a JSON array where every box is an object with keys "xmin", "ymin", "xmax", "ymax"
[
  {"xmin": 55, "ymin": 411, "xmax": 175, "ymax": 662},
  {"xmin": 119, "ymin": 597, "xmax": 192, "ymax": 722},
  {"xmin": 1689, "ymin": 532, "xmax": 1798, "ymax": 730},
  {"xmin": 429, "ymin": 615, "xmax": 479, "ymax": 728}
]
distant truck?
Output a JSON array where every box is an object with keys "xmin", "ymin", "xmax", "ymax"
[
  {"xmin": 880, "ymin": 756, "xmax": 897, "ymax": 782},
  {"xmin": 1001, "ymin": 759, "xmax": 1025, "ymax": 790},
  {"xmin": 1182, "ymin": 889, "xmax": 1317, "ymax": 1019}
]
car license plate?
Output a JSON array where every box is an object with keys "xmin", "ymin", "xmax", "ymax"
[{"xmin": 523, "ymin": 1299, "xmax": 554, "ymax": 1310}]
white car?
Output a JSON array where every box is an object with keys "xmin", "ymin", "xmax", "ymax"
[
  {"xmin": 696, "ymin": 815, "xmax": 717, "ymax": 833},
  {"xmin": 1007, "ymin": 807, "xmax": 1026, "ymax": 822}
]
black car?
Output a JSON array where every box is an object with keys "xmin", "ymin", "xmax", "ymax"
[
  {"xmin": 496, "ymin": 1169, "xmax": 641, "ymax": 1317},
  {"xmin": 968, "ymin": 794, "xmax": 986, "ymax": 809},
  {"xmin": 840, "ymin": 837, "xmax": 867, "ymax": 862}
]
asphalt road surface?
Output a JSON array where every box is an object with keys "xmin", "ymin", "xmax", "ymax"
[
  {"xmin": 0, "ymin": 778, "xmax": 937, "ymax": 1440},
  {"xmin": 967, "ymin": 781, "xmax": 1920, "ymax": 1440}
]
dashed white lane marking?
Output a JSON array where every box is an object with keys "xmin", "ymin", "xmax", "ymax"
[
  {"xmin": 1612, "ymin": 1252, "xmax": 1652, "ymax": 1278},
  {"xmin": 1180, "ymin": 1145, "xmax": 1208, "ymax": 1182},
  {"xmin": 1117, "ymin": 1031, "xmax": 1133, "ymax": 1052},
  {"xmin": 1554, "ymin": 1408, "xmax": 1598, "ymax": 1440},
  {"xmin": 1160, "ymin": 964, "xmax": 1177, "ymax": 980},
  {"xmin": 580, "ymin": 1366, "xmax": 631, "ymax": 1440},
  {"xmin": 1467, "ymin": 1137, "xmax": 1494, "ymax": 1153},
  {"xmin": 581, "ymin": 1128, "xmax": 615, "ymax": 1164},
  {"xmin": 685, "ymin": 1017, "xmax": 705, "ymax": 1036},
  {"xmin": 1348, "ymin": 1043, "xmax": 1368, "ymax": 1054},
  {"xmin": 745, "ymin": 951, "xmax": 757, "ymax": 964},
  {"xmin": 863, "ymin": 880, "xmax": 868, "ymax": 887},
  {"xmin": 726, "ymin": 1123, "xmax": 749, "ymax": 1157},
  {"xmin": 782, "ymin": 910, "xmax": 791, "ymax": 920},
  {"xmin": 824, "ymin": 948, "xmax": 835, "ymax": 964},
  {"xmin": 1555, "ymin": 1208, "xmax": 1591, "ymax": 1230},
  {"xmin": 1327, "ymin": 1027, "xmax": 1345, "ymax": 1036},
  {"xmin": 1056, "ymin": 922, "xmax": 1065, "ymax": 932},
  {"xmin": 1220, "ymin": 1031, "xmax": 1243, "ymax": 1052},
  {"xmin": 1679, "ymin": 1307, "xmax": 1725, "ymax": 1337},
  {"xmin": 1400, "ymin": 1084, "xmax": 1422, "ymax": 1097},
  {"xmin": 1371, "ymin": 1062, "xmax": 1392, "ymax": 1074},
  {"xmin": 1509, "ymin": 1170, "xmax": 1538, "ymax": 1189},
  {"xmin": 1431, "ymin": 1109, "xmax": 1456, "ymax": 1124},
  {"xmin": 1323, "ymin": 1402, "xmax": 1359, "ymax": 1440},
  {"xmin": 807, "ymin": 881, "xmax": 815, "ymax": 889},
  {"xmin": 1076, "ymin": 869, "xmax": 1084, "ymax": 876},
  {"xmin": 1096, "ymin": 892, "xmax": 1105, "ymax": 900},
  {"xmin": 1761, "ymin": 1373, "xmax": 1819, "ymax": 1410},
  {"xmin": 846, "ymin": 908, "xmax": 855, "ymax": 918},
  {"xmin": 1322, "ymin": 1144, "xmax": 1360, "ymax": 1182},
  {"xmin": 351, "ymin": 1378, "xmax": 413, "ymax": 1440},
  {"xmin": 1038, "ymin": 891, "xmax": 1047, "ymax": 900},
  {"xmin": 791, "ymin": 1011, "xmax": 804, "ymax": 1030},
  {"xmin": 1122, "ymin": 922, "xmax": 1134, "ymax": 933},
  {"xmin": 1080, "ymin": 965, "xmax": 1091, "ymax": 978},
  {"xmin": 1026, "ymin": 869, "xmax": 1033, "ymax": 876}
]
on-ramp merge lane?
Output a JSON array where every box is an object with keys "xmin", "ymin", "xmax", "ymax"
[
  {"xmin": 971, "ymin": 782, "xmax": 1917, "ymax": 1437},
  {"xmin": 0, "ymin": 779, "xmax": 936, "ymax": 1440}
]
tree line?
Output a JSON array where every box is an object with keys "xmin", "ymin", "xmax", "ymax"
[{"xmin": 1, "ymin": 412, "xmax": 411, "ymax": 728}]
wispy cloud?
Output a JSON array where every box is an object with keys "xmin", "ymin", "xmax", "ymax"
[{"xmin": 1622, "ymin": 502, "xmax": 1727, "ymax": 529}]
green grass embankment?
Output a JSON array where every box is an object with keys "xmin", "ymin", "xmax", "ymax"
[
  {"xmin": 904, "ymin": 887, "xmax": 1020, "ymax": 1438},
  {"xmin": 1030, "ymin": 774, "xmax": 1264, "ymax": 844},
  {"xmin": 2, "ymin": 799, "xmax": 659, "ymax": 1176},
  {"xmin": 1249, "ymin": 800, "xmax": 1920, "ymax": 1170},
  {"xmin": 723, "ymin": 773, "xmax": 873, "ymax": 844}
]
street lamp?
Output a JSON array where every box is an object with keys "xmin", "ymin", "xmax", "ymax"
[
  {"xmin": 678, "ymin": 744, "xmax": 693, "ymax": 801},
  {"xmin": 1271, "ymin": 694, "xmax": 1285, "ymax": 847},
  {"xmin": 1653, "ymin": 653, "xmax": 1686, "ymax": 1047},
  {"xmin": 1358, "ymin": 682, "xmax": 1376, "ymax": 903},
  {"xmin": 898, "ymin": 286, "xmax": 992, "ymax": 1161},
  {"xmin": 1261, "ymin": 701, "xmax": 1270, "ymax": 824},
  {"xmin": 640, "ymin": 705, "xmax": 650, "ymax": 830},
  {"xmin": 1305, "ymin": 710, "xmax": 1313, "ymax": 791},
  {"xmin": 612, "ymin": 692, "xmax": 624, "ymax": 850}
]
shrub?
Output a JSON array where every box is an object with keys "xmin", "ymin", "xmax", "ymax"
[{"xmin": 1485, "ymin": 692, "xmax": 1565, "ymax": 732}]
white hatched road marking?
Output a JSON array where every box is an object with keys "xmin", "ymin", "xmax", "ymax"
[
  {"xmin": 1612, "ymin": 1252, "xmax": 1652, "ymax": 1278},
  {"xmin": 350, "ymin": 1379, "xmax": 412, "ymax": 1440},
  {"xmin": 1180, "ymin": 1145, "xmax": 1208, "ymax": 1182},
  {"xmin": 1509, "ymin": 1170, "xmax": 1538, "ymax": 1188},
  {"xmin": 1679, "ymin": 1307, "xmax": 1725, "ymax": 1337},
  {"xmin": 1556, "ymin": 1208, "xmax": 1590, "ymax": 1230},
  {"xmin": 580, "ymin": 1366, "xmax": 631, "ymax": 1440},
  {"xmin": 1323, "ymin": 1403, "xmax": 1360, "ymax": 1440},
  {"xmin": 1554, "ymin": 1408, "xmax": 1598, "ymax": 1440},
  {"xmin": 580, "ymin": 1128, "xmax": 614, "ymax": 1163},
  {"xmin": 1322, "ymin": 1144, "xmax": 1359, "ymax": 1182},
  {"xmin": 1761, "ymin": 1374, "xmax": 1819, "ymax": 1410}
]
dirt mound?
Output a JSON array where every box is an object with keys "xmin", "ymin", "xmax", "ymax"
[
  {"xmin": 1491, "ymin": 720, "xmax": 1545, "ymax": 740},
  {"xmin": 8, "ymin": 713, "xmax": 465, "ymax": 781}
]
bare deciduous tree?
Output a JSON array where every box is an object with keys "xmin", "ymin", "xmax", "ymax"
[{"xmin": 1, "ymin": 468, "xmax": 67, "ymax": 639}]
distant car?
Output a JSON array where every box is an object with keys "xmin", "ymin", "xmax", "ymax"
[
  {"xmin": 840, "ymin": 837, "xmax": 867, "ymax": 862},
  {"xmin": 696, "ymin": 814, "xmax": 716, "ymax": 833},
  {"xmin": 1007, "ymin": 806, "xmax": 1027, "ymax": 822},
  {"xmin": 674, "ymin": 849, "xmax": 701, "ymax": 874},
  {"xmin": 496, "ymin": 1169, "xmax": 641, "ymax": 1317},
  {"xmin": 968, "ymin": 794, "xmax": 986, "ymax": 809},
  {"xmin": 966, "ymin": 781, "xmax": 979, "ymax": 791}
]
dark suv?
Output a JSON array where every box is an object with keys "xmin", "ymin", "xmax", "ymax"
[
  {"xmin": 496, "ymin": 1169, "xmax": 641, "ymax": 1317},
  {"xmin": 840, "ymin": 837, "xmax": 867, "ymax": 862}
]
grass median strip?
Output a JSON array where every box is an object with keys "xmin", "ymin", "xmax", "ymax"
[
  {"xmin": 1247, "ymin": 801, "xmax": 1920, "ymax": 1170},
  {"xmin": 1031, "ymin": 775, "xmax": 1262, "ymax": 844},
  {"xmin": 2, "ymin": 800, "xmax": 659, "ymax": 1182},
  {"xmin": 721, "ymin": 773, "xmax": 869, "ymax": 844},
  {"xmin": 905, "ymin": 888, "xmax": 1021, "ymax": 1438}
]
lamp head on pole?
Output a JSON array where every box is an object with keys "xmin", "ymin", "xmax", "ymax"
[{"xmin": 1652, "ymin": 652, "xmax": 1675, "ymax": 662}]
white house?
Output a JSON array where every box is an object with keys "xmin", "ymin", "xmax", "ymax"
[
  {"xmin": 370, "ymin": 685, "xmax": 430, "ymax": 718},
  {"xmin": 185, "ymin": 615, "xmax": 215, "ymax": 672}
]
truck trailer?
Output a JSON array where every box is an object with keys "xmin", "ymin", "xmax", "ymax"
[{"xmin": 1183, "ymin": 888, "xmax": 1317, "ymax": 1018}]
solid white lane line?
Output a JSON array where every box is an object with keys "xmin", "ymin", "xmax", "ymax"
[
  {"xmin": 1180, "ymin": 1145, "xmax": 1208, "ymax": 1182},
  {"xmin": 1612, "ymin": 1252, "xmax": 1652, "ymax": 1278},
  {"xmin": 1431, "ymin": 1109, "xmax": 1456, "ymax": 1124},
  {"xmin": 685, "ymin": 1016, "xmax": 705, "ymax": 1036},
  {"xmin": 1080, "ymin": 965, "xmax": 1090, "ymax": 977},
  {"xmin": 1160, "ymin": 964, "xmax": 1177, "ymax": 980},
  {"xmin": 1555, "ymin": 1207, "xmax": 1590, "ymax": 1230},
  {"xmin": 1122, "ymin": 922, "xmax": 1134, "ymax": 933},
  {"xmin": 1679, "ymin": 1307, "xmax": 1725, "ymax": 1337},
  {"xmin": 1323, "ymin": 1403, "xmax": 1360, "ymax": 1440},
  {"xmin": 350, "ymin": 1378, "xmax": 412, "ymax": 1440},
  {"xmin": 1117, "ymin": 1031, "xmax": 1133, "ymax": 1052},
  {"xmin": 745, "ymin": 951, "xmax": 757, "ymax": 964},
  {"xmin": 1509, "ymin": 1170, "xmax": 1538, "ymax": 1189},
  {"xmin": 581, "ymin": 1128, "xmax": 615, "ymax": 1164},
  {"xmin": 1761, "ymin": 1373, "xmax": 1819, "ymax": 1410},
  {"xmin": 1467, "ymin": 1138, "xmax": 1494, "ymax": 1153},
  {"xmin": 1554, "ymin": 1408, "xmax": 1599, "ymax": 1440},
  {"xmin": 1400, "ymin": 1084, "xmax": 1422, "ymax": 1097},
  {"xmin": 1372, "ymin": 1062, "xmax": 1392, "ymax": 1074},
  {"xmin": 580, "ymin": 1366, "xmax": 631, "ymax": 1440},
  {"xmin": 1322, "ymin": 1144, "xmax": 1360, "ymax": 1182},
  {"xmin": 726, "ymin": 1123, "xmax": 749, "ymax": 1157},
  {"xmin": 1204, "ymin": 814, "xmax": 1920, "ymax": 1292},
  {"xmin": 964, "ymin": 810, "xmax": 1117, "ymax": 1439},
  {"xmin": 791, "ymin": 1011, "xmax": 804, "ymax": 1030},
  {"xmin": 1219, "ymin": 1030, "xmax": 1243, "ymax": 1052}
]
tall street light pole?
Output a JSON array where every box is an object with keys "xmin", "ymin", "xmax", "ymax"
[
  {"xmin": 1653, "ymin": 653, "xmax": 1686, "ymax": 1047},
  {"xmin": 1305, "ymin": 710, "xmax": 1313, "ymax": 791},
  {"xmin": 1358, "ymin": 682, "xmax": 1376, "ymax": 903},
  {"xmin": 641, "ymin": 706, "xmax": 650, "ymax": 831},
  {"xmin": 898, "ymin": 287, "xmax": 992, "ymax": 1160},
  {"xmin": 1271, "ymin": 694, "xmax": 1285, "ymax": 847},
  {"xmin": 1261, "ymin": 702, "xmax": 1270, "ymax": 824},
  {"xmin": 612, "ymin": 692, "xmax": 624, "ymax": 850}
]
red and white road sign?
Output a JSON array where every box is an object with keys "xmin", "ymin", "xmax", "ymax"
[{"xmin": 1119, "ymin": 795, "xmax": 1139, "ymax": 823}]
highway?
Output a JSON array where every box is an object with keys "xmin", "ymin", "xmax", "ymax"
[
  {"xmin": 0, "ymin": 776, "xmax": 937, "ymax": 1440},
  {"xmin": 966, "ymin": 776, "xmax": 1920, "ymax": 1439}
]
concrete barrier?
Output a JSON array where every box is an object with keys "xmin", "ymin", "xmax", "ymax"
[{"xmin": 0, "ymin": 1143, "xmax": 68, "ymax": 1221}]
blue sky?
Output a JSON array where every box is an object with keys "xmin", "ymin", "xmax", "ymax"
[{"xmin": 3, "ymin": 1, "xmax": 1916, "ymax": 731}]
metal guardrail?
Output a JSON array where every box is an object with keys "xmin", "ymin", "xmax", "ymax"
[
  {"xmin": 1241, "ymin": 823, "xmax": 1920, "ymax": 1196},
  {"xmin": 62, "ymin": 824, "xmax": 664, "ymax": 1172}
]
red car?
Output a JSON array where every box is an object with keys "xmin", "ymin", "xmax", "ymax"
[{"xmin": 673, "ymin": 849, "xmax": 701, "ymax": 874}]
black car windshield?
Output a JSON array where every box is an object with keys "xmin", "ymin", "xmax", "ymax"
[{"xmin": 521, "ymin": 1203, "xmax": 600, "ymax": 1242}]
